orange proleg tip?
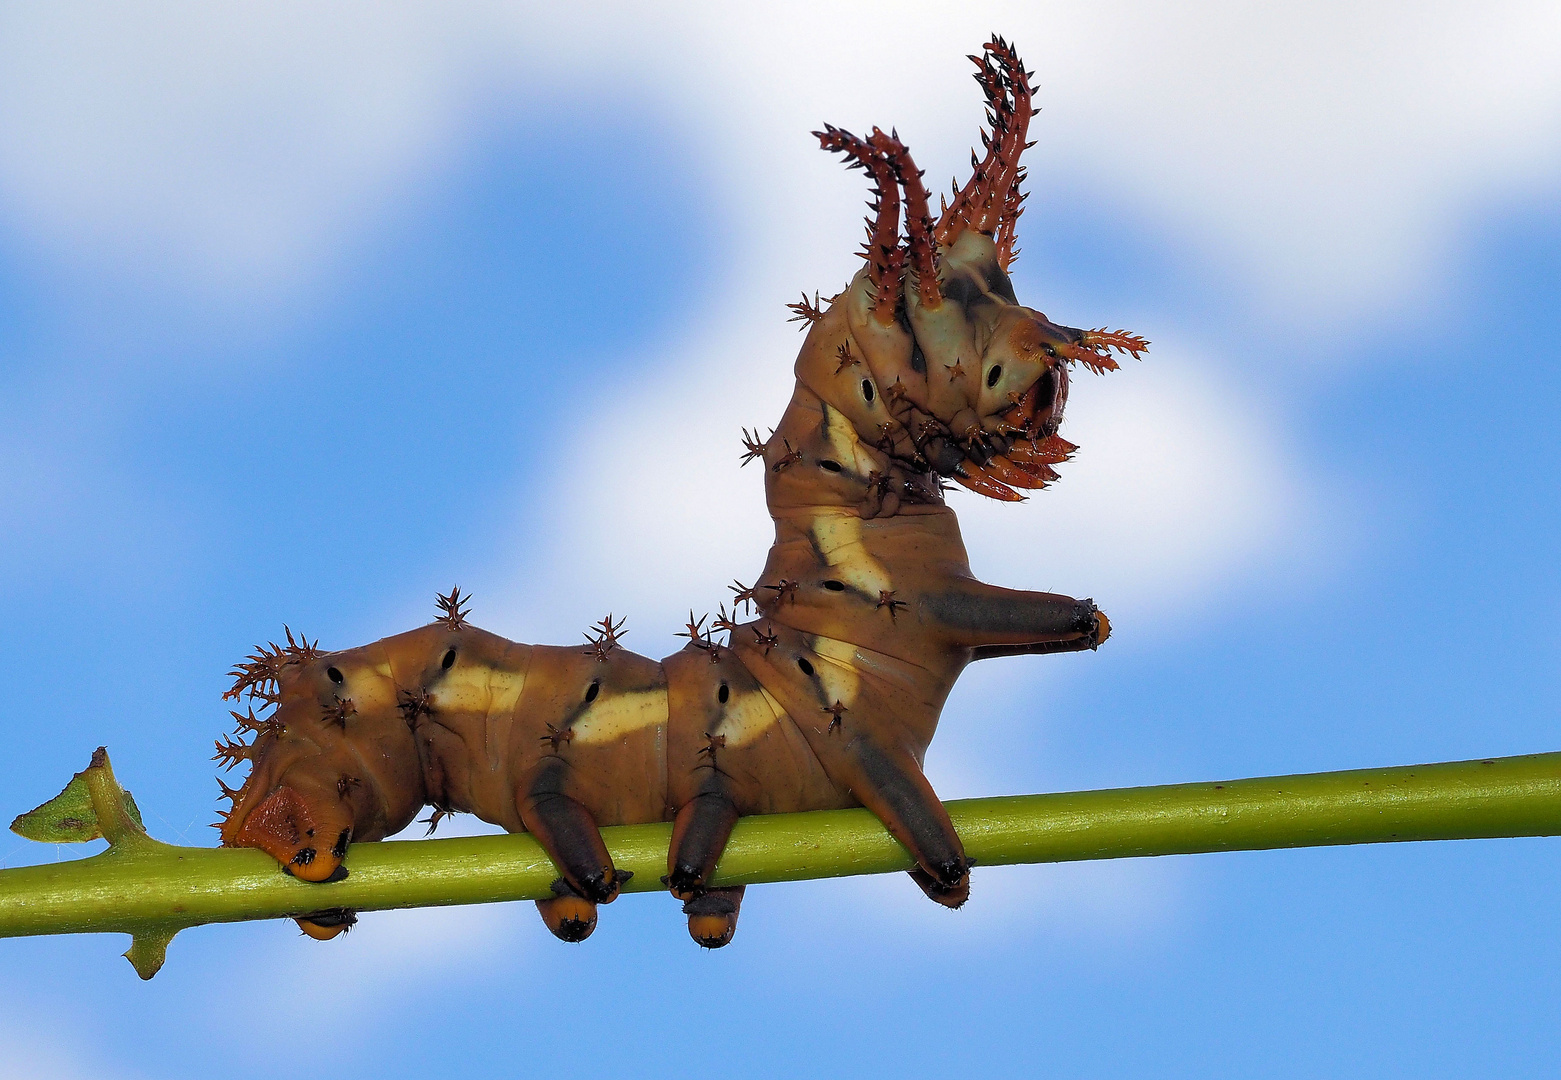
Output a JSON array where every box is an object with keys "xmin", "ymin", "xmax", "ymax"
[
  {"xmin": 908, "ymin": 865, "xmax": 971, "ymax": 909},
  {"xmin": 295, "ymin": 909, "xmax": 356, "ymax": 940},
  {"xmin": 1093, "ymin": 610, "xmax": 1111, "ymax": 646},
  {"xmin": 681, "ymin": 887, "xmax": 743, "ymax": 948},
  {"xmin": 297, "ymin": 920, "xmax": 347, "ymax": 941},
  {"xmin": 536, "ymin": 894, "xmax": 597, "ymax": 943},
  {"xmin": 686, "ymin": 911, "xmax": 738, "ymax": 949}
]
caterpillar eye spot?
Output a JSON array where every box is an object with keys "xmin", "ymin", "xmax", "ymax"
[
  {"xmin": 861, "ymin": 379, "xmax": 875, "ymax": 403},
  {"xmin": 441, "ymin": 649, "xmax": 456, "ymax": 670},
  {"xmin": 823, "ymin": 580, "xmax": 846, "ymax": 592},
  {"xmin": 986, "ymin": 364, "xmax": 1003, "ymax": 388},
  {"xmin": 819, "ymin": 459, "xmax": 843, "ymax": 473},
  {"xmin": 796, "ymin": 657, "xmax": 815, "ymax": 677},
  {"xmin": 717, "ymin": 682, "xmax": 729, "ymax": 704},
  {"xmin": 585, "ymin": 680, "xmax": 600, "ymax": 703},
  {"xmin": 327, "ymin": 667, "xmax": 344, "ymax": 685}
]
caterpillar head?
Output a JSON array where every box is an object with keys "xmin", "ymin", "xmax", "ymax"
[{"xmin": 807, "ymin": 36, "xmax": 1148, "ymax": 502}]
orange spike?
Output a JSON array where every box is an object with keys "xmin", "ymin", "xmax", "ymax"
[
  {"xmin": 816, "ymin": 124, "xmax": 903, "ymax": 323},
  {"xmin": 954, "ymin": 461, "xmax": 1025, "ymax": 501},
  {"xmin": 1079, "ymin": 328, "xmax": 1151, "ymax": 360},
  {"xmin": 968, "ymin": 39, "xmax": 1034, "ymax": 237},
  {"xmin": 870, "ymin": 127, "xmax": 941, "ymax": 308},
  {"xmin": 980, "ymin": 454, "xmax": 1050, "ymax": 489}
]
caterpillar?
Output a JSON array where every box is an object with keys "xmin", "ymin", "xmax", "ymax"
[{"xmin": 214, "ymin": 36, "xmax": 1147, "ymax": 949}]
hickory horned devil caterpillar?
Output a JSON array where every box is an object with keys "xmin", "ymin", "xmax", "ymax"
[{"xmin": 215, "ymin": 37, "xmax": 1147, "ymax": 948}]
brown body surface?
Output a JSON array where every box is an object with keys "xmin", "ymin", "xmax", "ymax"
[{"xmin": 216, "ymin": 37, "xmax": 1147, "ymax": 947}]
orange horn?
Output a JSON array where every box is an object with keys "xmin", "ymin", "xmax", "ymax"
[
  {"xmin": 815, "ymin": 125, "xmax": 904, "ymax": 324},
  {"xmin": 870, "ymin": 127, "xmax": 941, "ymax": 308}
]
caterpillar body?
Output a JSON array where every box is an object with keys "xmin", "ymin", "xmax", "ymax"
[{"xmin": 215, "ymin": 37, "xmax": 1147, "ymax": 948}]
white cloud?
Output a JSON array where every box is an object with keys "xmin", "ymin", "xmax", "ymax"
[
  {"xmin": 958, "ymin": 347, "xmax": 1300, "ymax": 625},
  {"xmin": 0, "ymin": 3, "xmax": 503, "ymax": 296},
  {"xmin": 489, "ymin": 319, "xmax": 1300, "ymax": 659},
  {"xmin": 1, "ymin": 3, "xmax": 1557, "ymax": 312},
  {"xmin": 1, "ymin": 3, "xmax": 1548, "ymax": 633}
]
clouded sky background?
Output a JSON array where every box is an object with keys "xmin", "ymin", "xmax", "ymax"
[{"xmin": 1, "ymin": 3, "xmax": 1558, "ymax": 1077}]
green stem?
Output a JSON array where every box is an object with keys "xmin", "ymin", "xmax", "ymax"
[{"xmin": 4, "ymin": 752, "xmax": 1559, "ymax": 975}]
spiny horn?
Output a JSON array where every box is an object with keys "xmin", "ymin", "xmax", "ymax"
[
  {"xmin": 937, "ymin": 47, "xmax": 1008, "ymax": 244},
  {"xmin": 968, "ymin": 37, "xmax": 1034, "ymax": 237},
  {"xmin": 869, "ymin": 127, "xmax": 941, "ymax": 309},
  {"xmin": 937, "ymin": 36, "xmax": 1035, "ymax": 245},
  {"xmin": 815, "ymin": 124, "xmax": 904, "ymax": 324},
  {"xmin": 995, "ymin": 167, "xmax": 1028, "ymax": 271}
]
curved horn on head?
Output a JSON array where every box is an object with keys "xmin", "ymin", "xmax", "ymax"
[
  {"xmin": 869, "ymin": 127, "xmax": 942, "ymax": 309},
  {"xmin": 815, "ymin": 124, "xmax": 904, "ymax": 324},
  {"xmin": 935, "ymin": 36, "xmax": 1034, "ymax": 260}
]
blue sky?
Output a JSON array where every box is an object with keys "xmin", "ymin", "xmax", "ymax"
[{"xmin": 1, "ymin": 5, "xmax": 1558, "ymax": 1077}]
